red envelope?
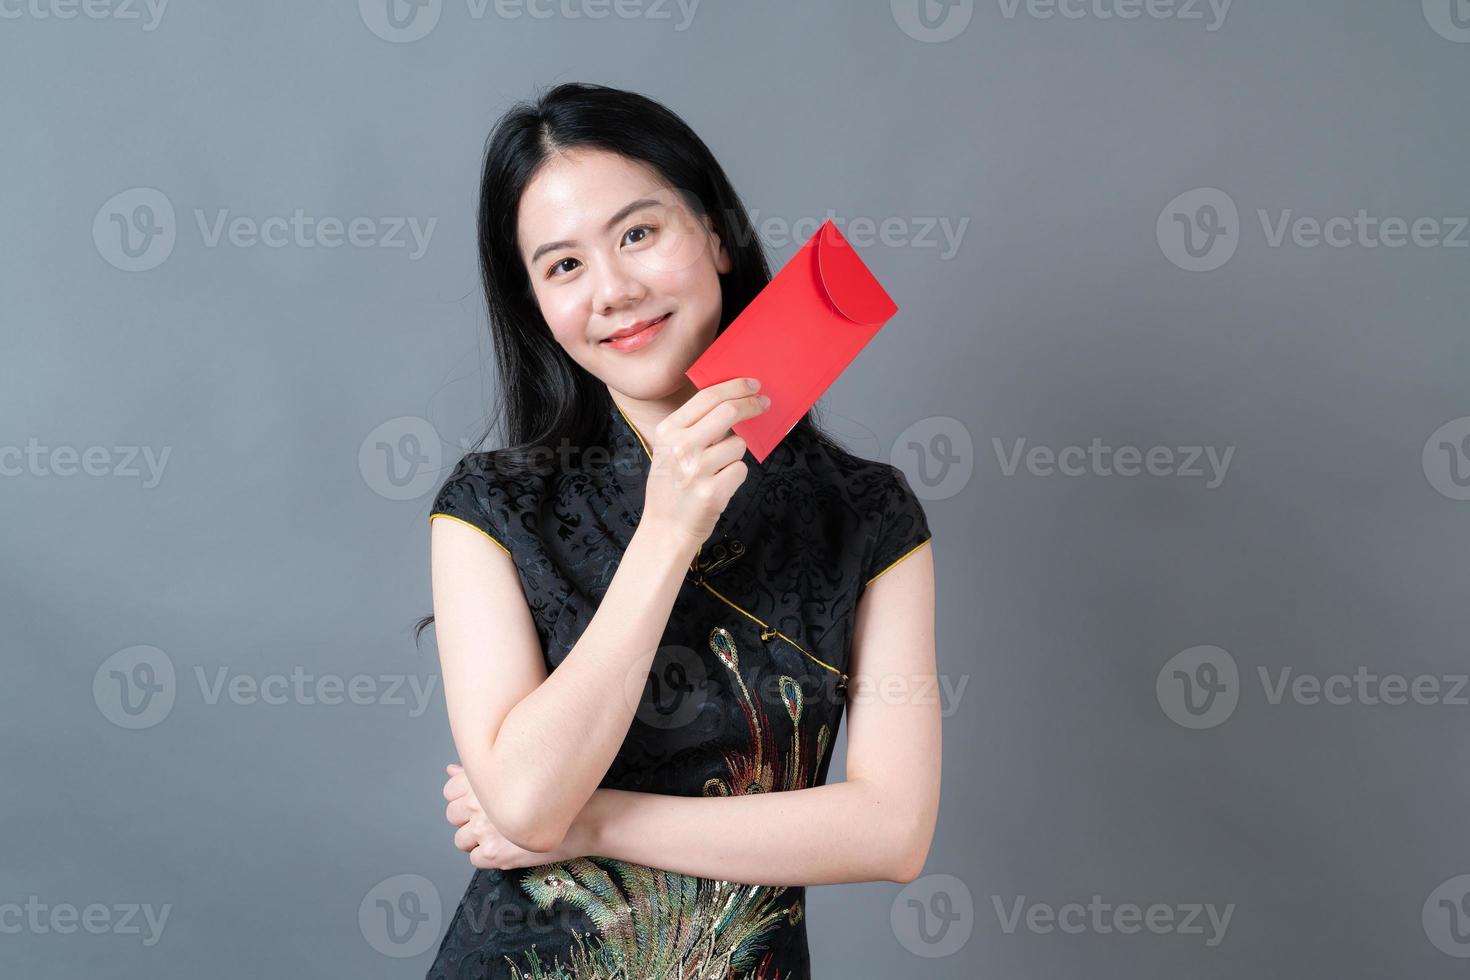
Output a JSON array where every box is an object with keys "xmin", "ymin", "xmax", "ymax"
[{"xmin": 685, "ymin": 219, "xmax": 899, "ymax": 462}]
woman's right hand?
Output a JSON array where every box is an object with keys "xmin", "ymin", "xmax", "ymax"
[{"xmin": 640, "ymin": 376, "xmax": 770, "ymax": 556}]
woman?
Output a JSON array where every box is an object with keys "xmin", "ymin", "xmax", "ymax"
[{"xmin": 420, "ymin": 81, "xmax": 940, "ymax": 979}]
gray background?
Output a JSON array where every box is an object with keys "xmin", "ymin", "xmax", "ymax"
[{"xmin": 4, "ymin": 0, "xmax": 1469, "ymax": 976}]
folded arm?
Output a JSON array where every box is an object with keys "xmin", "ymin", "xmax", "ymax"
[
  {"xmin": 577, "ymin": 541, "xmax": 940, "ymax": 885},
  {"xmin": 432, "ymin": 516, "xmax": 696, "ymax": 852}
]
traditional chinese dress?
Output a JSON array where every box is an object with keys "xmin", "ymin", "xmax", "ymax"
[{"xmin": 426, "ymin": 396, "xmax": 932, "ymax": 979}]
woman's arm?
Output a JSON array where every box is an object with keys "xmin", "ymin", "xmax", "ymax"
[
  {"xmin": 577, "ymin": 542, "xmax": 941, "ymax": 886},
  {"xmin": 446, "ymin": 540, "xmax": 941, "ymax": 885},
  {"xmin": 432, "ymin": 515, "xmax": 696, "ymax": 853}
]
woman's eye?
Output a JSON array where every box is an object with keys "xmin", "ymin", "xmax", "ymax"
[
  {"xmin": 623, "ymin": 224, "xmax": 654, "ymax": 246},
  {"xmin": 548, "ymin": 257, "xmax": 579, "ymax": 278}
]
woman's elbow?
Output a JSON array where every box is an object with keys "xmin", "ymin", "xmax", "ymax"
[
  {"xmin": 491, "ymin": 790, "xmax": 572, "ymax": 854},
  {"xmin": 502, "ymin": 819, "xmax": 567, "ymax": 855},
  {"xmin": 471, "ymin": 764, "xmax": 571, "ymax": 853},
  {"xmin": 887, "ymin": 806, "xmax": 939, "ymax": 884}
]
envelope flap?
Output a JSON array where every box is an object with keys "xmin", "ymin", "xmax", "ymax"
[{"xmin": 815, "ymin": 220, "xmax": 898, "ymax": 326}]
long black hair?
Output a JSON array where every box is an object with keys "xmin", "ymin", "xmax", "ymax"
[{"xmin": 414, "ymin": 81, "xmax": 848, "ymax": 645}]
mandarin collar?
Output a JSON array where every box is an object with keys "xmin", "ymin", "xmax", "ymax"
[{"xmin": 603, "ymin": 395, "xmax": 799, "ymax": 568}]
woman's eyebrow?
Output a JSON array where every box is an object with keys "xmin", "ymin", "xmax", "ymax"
[{"xmin": 529, "ymin": 197, "xmax": 663, "ymax": 265}]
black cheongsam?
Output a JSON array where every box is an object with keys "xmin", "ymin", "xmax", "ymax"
[{"xmin": 425, "ymin": 398, "xmax": 932, "ymax": 979}]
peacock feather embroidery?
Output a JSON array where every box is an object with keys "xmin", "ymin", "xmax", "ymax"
[{"xmin": 501, "ymin": 624, "xmax": 829, "ymax": 979}]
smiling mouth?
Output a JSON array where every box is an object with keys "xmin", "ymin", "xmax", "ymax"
[{"xmin": 601, "ymin": 313, "xmax": 671, "ymax": 346}]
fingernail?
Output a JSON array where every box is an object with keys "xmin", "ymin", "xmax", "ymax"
[
  {"xmin": 746, "ymin": 377, "xmax": 760, "ymax": 391},
  {"xmin": 758, "ymin": 395, "xmax": 771, "ymax": 408}
]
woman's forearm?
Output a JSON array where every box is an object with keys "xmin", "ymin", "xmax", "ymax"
[
  {"xmin": 487, "ymin": 522, "xmax": 695, "ymax": 851},
  {"xmin": 575, "ymin": 780, "xmax": 923, "ymax": 887}
]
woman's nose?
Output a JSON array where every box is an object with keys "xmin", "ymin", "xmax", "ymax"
[{"xmin": 593, "ymin": 257, "xmax": 647, "ymax": 314}]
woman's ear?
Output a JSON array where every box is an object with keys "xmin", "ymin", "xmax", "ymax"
[{"xmin": 703, "ymin": 214, "xmax": 733, "ymax": 274}]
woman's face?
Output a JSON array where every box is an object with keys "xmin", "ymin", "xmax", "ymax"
[{"xmin": 516, "ymin": 147, "xmax": 732, "ymax": 404}]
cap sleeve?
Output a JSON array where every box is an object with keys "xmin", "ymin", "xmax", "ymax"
[
  {"xmin": 429, "ymin": 453, "xmax": 512, "ymax": 558},
  {"xmin": 862, "ymin": 464, "xmax": 933, "ymax": 587}
]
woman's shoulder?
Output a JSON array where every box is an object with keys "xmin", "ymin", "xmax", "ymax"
[
  {"xmin": 429, "ymin": 449, "xmax": 549, "ymax": 552},
  {"xmin": 801, "ymin": 434, "xmax": 916, "ymax": 507},
  {"xmin": 797, "ymin": 436, "xmax": 932, "ymax": 587}
]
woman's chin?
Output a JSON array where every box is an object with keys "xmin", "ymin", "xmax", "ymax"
[{"xmin": 605, "ymin": 360, "xmax": 699, "ymax": 403}]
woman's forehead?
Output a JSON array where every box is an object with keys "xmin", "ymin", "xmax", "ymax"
[{"xmin": 519, "ymin": 150, "xmax": 672, "ymax": 230}]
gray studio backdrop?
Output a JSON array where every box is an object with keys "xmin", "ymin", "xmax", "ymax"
[{"xmin": 4, "ymin": 1, "xmax": 1469, "ymax": 977}]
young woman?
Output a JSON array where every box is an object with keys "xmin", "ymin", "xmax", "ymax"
[{"xmin": 420, "ymin": 82, "xmax": 940, "ymax": 979}]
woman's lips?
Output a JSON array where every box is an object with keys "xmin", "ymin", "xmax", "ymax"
[{"xmin": 602, "ymin": 313, "xmax": 670, "ymax": 352}]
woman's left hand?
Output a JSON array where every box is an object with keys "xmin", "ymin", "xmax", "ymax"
[{"xmin": 442, "ymin": 763, "xmax": 581, "ymax": 870}]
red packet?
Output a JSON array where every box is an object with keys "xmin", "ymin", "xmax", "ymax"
[{"xmin": 685, "ymin": 219, "xmax": 899, "ymax": 462}]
